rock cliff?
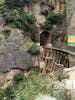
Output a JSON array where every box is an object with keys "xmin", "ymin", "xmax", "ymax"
[{"xmin": 0, "ymin": 15, "xmax": 35, "ymax": 73}]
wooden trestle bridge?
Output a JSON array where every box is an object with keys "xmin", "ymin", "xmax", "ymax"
[{"xmin": 38, "ymin": 46, "xmax": 75, "ymax": 73}]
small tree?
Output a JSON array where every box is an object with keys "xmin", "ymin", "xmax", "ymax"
[{"xmin": 44, "ymin": 13, "xmax": 64, "ymax": 45}]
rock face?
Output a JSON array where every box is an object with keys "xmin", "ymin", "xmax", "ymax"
[
  {"xmin": 0, "ymin": 17, "xmax": 35, "ymax": 72},
  {"xmin": 24, "ymin": 0, "xmax": 65, "ymax": 29},
  {"xmin": 66, "ymin": 0, "xmax": 75, "ymax": 34},
  {"xmin": 0, "ymin": 69, "xmax": 22, "ymax": 88},
  {"xmin": 0, "ymin": 32, "xmax": 35, "ymax": 72},
  {"xmin": 0, "ymin": 31, "xmax": 34, "ymax": 72},
  {"xmin": 63, "ymin": 67, "xmax": 75, "ymax": 99}
]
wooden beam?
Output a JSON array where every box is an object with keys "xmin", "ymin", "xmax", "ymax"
[{"xmin": 40, "ymin": 46, "xmax": 75, "ymax": 56}]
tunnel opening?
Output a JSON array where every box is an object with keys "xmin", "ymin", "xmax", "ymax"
[{"xmin": 40, "ymin": 31, "xmax": 50, "ymax": 46}]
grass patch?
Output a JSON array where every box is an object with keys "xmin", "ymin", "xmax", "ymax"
[
  {"xmin": 0, "ymin": 71, "xmax": 67, "ymax": 100},
  {"xmin": 13, "ymin": 72, "xmax": 25, "ymax": 84}
]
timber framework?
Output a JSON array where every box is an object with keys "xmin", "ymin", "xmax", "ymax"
[{"xmin": 38, "ymin": 46, "xmax": 75, "ymax": 73}]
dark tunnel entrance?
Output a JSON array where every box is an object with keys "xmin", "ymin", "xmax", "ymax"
[{"xmin": 40, "ymin": 31, "xmax": 50, "ymax": 46}]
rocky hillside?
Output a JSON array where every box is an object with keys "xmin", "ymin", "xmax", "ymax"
[
  {"xmin": 0, "ymin": 0, "xmax": 67, "ymax": 84},
  {"xmin": 0, "ymin": 14, "xmax": 35, "ymax": 73},
  {"xmin": 0, "ymin": 1, "xmax": 75, "ymax": 100},
  {"xmin": 23, "ymin": 0, "xmax": 65, "ymax": 30},
  {"xmin": 0, "ymin": 0, "xmax": 66, "ymax": 71}
]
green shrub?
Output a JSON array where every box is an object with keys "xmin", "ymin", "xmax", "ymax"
[
  {"xmin": 46, "ymin": 13, "xmax": 64, "ymax": 25},
  {"xmin": 27, "ymin": 44, "xmax": 40, "ymax": 55},
  {"xmin": 44, "ymin": 13, "xmax": 64, "ymax": 31},
  {"xmin": 14, "ymin": 21, "xmax": 22, "ymax": 28},
  {"xmin": 0, "ymin": 89, "xmax": 5, "ymax": 100},
  {"xmin": 2, "ymin": 9, "xmax": 20, "ymax": 23},
  {"xmin": 5, "ymin": 86, "xmax": 15, "ymax": 99},
  {"xmin": 20, "ymin": 12, "xmax": 36, "ymax": 34},
  {"xmin": 13, "ymin": 73, "xmax": 25, "ymax": 84},
  {"xmin": 2, "ymin": 7, "xmax": 37, "ymax": 38}
]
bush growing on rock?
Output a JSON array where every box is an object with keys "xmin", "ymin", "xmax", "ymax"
[
  {"xmin": 44, "ymin": 13, "xmax": 64, "ymax": 31},
  {"xmin": 19, "ymin": 12, "xmax": 37, "ymax": 35},
  {"xmin": 27, "ymin": 44, "xmax": 40, "ymax": 55},
  {"xmin": 2, "ymin": 9, "xmax": 21, "ymax": 24},
  {"xmin": 13, "ymin": 73, "xmax": 25, "ymax": 84},
  {"xmin": 2, "ymin": 7, "xmax": 37, "ymax": 38},
  {"xmin": 46, "ymin": 13, "xmax": 64, "ymax": 25}
]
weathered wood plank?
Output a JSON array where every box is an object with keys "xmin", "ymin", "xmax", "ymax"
[
  {"xmin": 41, "ymin": 46, "xmax": 75, "ymax": 56},
  {"xmin": 38, "ymin": 46, "xmax": 75, "ymax": 73}
]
